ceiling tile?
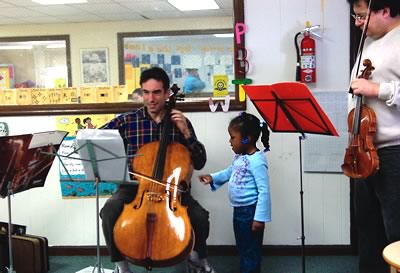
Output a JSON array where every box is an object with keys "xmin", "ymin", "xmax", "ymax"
[
  {"xmin": 139, "ymin": 10, "xmax": 185, "ymax": 20},
  {"xmin": 0, "ymin": 17, "xmax": 26, "ymax": 25},
  {"xmin": 119, "ymin": 1, "xmax": 176, "ymax": 13},
  {"xmin": 0, "ymin": 7, "xmax": 47, "ymax": 17},
  {"xmin": 1, "ymin": 0, "xmax": 40, "ymax": 7},
  {"xmin": 73, "ymin": 3, "xmax": 129, "ymax": 14},
  {"xmin": 28, "ymin": 5, "xmax": 89, "ymax": 15},
  {"xmin": 57, "ymin": 14, "xmax": 104, "ymax": 22},
  {"xmin": 99, "ymin": 12, "xmax": 144, "ymax": 21},
  {"xmin": 0, "ymin": 0, "xmax": 234, "ymax": 25},
  {"xmin": 19, "ymin": 16, "xmax": 66, "ymax": 24},
  {"xmin": 0, "ymin": 1, "xmax": 14, "ymax": 8}
]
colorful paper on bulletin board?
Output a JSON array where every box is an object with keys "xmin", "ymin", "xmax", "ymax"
[
  {"xmin": 113, "ymin": 85, "xmax": 128, "ymax": 102},
  {"xmin": 125, "ymin": 80, "xmax": 135, "ymax": 95},
  {"xmin": 31, "ymin": 88, "xmax": 49, "ymax": 105},
  {"xmin": 239, "ymin": 85, "xmax": 246, "ymax": 102},
  {"xmin": 56, "ymin": 114, "xmax": 117, "ymax": 198},
  {"xmin": 16, "ymin": 88, "xmax": 32, "ymax": 105},
  {"xmin": 62, "ymin": 87, "xmax": 79, "ymax": 104},
  {"xmin": 134, "ymin": 67, "xmax": 142, "ymax": 89},
  {"xmin": 96, "ymin": 86, "xmax": 113, "ymax": 103},
  {"xmin": 0, "ymin": 67, "xmax": 11, "ymax": 90},
  {"xmin": 124, "ymin": 63, "xmax": 133, "ymax": 80},
  {"xmin": 48, "ymin": 88, "xmax": 62, "ymax": 104},
  {"xmin": 80, "ymin": 86, "xmax": 96, "ymax": 103},
  {"xmin": 2, "ymin": 89, "xmax": 17, "ymax": 105},
  {"xmin": 54, "ymin": 78, "xmax": 66, "ymax": 88},
  {"xmin": 213, "ymin": 74, "xmax": 229, "ymax": 97}
]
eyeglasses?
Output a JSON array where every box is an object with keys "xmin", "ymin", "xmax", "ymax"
[
  {"xmin": 235, "ymin": 47, "xmax": 249, "ymax": 74},
  {"xmin": 351, "ymin": 13, "xmax": 368, "ymax": 21}
]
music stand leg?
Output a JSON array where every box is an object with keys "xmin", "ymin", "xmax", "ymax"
[
  {"xmin": 6, "ymin": 189, "xmax": 16, "ymax": 273},
  {"xmin": 92, "ymin": 177, "xmax": 105, "ymax": 273},
  {"xmin": 298, "ymin": 136, "xmax": 306, "ymax": 273}
]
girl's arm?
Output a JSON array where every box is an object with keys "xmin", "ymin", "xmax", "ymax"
[
  {"xmin": 252, "ymin": 159, "xmax": 271, "ymax": 223},
  {"xmin": 209, "ymin": 165, "xmax": 232, "ymax": 191}
]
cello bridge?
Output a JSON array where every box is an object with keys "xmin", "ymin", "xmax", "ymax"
[{"xmin": 147, "ymin": 192, "xmax": 165, "ymax": 202}]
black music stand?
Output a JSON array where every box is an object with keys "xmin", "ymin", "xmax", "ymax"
[
  {"xmin": 243, "ymin": 82, "xmax": 338, "ymax": 273},
  {"xmin": 0, "ymin": 131, "xmax": 68, "ymax": 273}
]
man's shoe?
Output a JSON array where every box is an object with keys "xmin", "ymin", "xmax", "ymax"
[
  {"xmin": 199, "ymin": 258, "xmax": 217, "ymax": 273},
  {"xmin": 113, "ymin": 264, "xmax": 133, "ymax": 273},
  {"xmin": 187, "ymin": 258, "xmax": 217, "ymax": 273}
]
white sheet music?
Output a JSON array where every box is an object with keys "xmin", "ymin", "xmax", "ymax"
[
  {"xmin": 303, "ymin": 91, "xmax": 348, "ymax": 173},
  {"xmin": 75, "ymin": 129, "xmax": 130, "ymax": 182},
  {"xmin": 28, "ymin": 130, "xmax": 68, "ymax": 149}
]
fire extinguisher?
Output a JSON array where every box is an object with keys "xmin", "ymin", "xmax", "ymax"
[{"xmin": 295, "ymin": 23, "xmax": 319, "ymax": 83}]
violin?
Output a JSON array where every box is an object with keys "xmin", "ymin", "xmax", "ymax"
[
  {"xmin": 113, "ymin": 84, "xmax": 194, "ymax": 270},
  {"xmin": 341, "ymin": 59, "xmax": 379, "ymax": 179}
]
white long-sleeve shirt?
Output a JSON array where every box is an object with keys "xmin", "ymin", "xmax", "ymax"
[{"xmin": 350, "ymin": 25, "xmax": 400, "ymax": 149}]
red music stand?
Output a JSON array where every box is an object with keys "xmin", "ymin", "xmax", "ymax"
[{"xmin": 243, "ymin": 82, "xmax": 338, "ymax": 273}]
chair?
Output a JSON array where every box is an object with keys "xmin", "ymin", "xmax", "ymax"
[{"xmin": 383, "ymin": 241, "xmax": 400, "ymax": 273}]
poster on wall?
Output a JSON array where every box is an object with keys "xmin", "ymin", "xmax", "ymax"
[
  {"xmin": 56, "ymin": 114, "xmax": 118, "ymax": 198},
  {"xmin": 0, "ymin": 64, "xmax": 14, "ymax": 90},
  {"xmin": 80, "ymin": 48, "xmax": 109, "ymax": 85}
]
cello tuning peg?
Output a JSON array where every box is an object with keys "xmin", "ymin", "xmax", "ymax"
[{"xmin": 176, "ymin": 93, "xmax": 185, "ymax": 101}]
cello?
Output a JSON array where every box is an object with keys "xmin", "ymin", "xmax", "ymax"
[
  {"xmin": 341, "ymin": 59, "xmax": 379, "ymax": 179},
  {"xmin": 113, "ymin": 84, "xmax": 194, "ymax": 270}
]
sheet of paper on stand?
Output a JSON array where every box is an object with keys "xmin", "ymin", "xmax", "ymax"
[
  {"xmin": 75, "ymin": 129, "xmax": 131, "ymax": 182},
  {"xmin": 28, "ymin": 131, "xmax": 69, "ymax": 149}
]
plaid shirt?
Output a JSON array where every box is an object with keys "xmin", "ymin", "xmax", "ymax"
[{"xmin": 102, "ymin": 107, "xmax": 207, "ymax": 171}]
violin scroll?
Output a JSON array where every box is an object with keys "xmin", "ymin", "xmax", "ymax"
[{"xmin": 358, "ymin": 59, "xmax": 374, "ymax": 80}]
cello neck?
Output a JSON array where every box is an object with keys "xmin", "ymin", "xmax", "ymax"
[{"xmin": 152, "ymin": 84, "xmax": 180, "ymax": 180}]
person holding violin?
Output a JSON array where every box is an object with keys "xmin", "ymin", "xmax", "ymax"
[
  {"xmin": 100, "ymin": 67, "xmax": 216, "ymax": 273},
  {"xmin": 347, "ymin": 0, "xmax": 400, "ymax": 272}
]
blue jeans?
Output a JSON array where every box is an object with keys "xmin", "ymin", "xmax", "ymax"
[
  {"xmin": 355, "ymin": 145, "xmax": 400, "ymax": 273},
  {"xmin": 233, "ymin": 204, "xmax": 264, "ymax": 273}
]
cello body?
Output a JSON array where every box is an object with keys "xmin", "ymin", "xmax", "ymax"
[
  {"xmin": 341, "ymin": 59, "xmax": 379, "ymax": 179},
  {"xmin": 113, "ymin": 84, "xmax": 194, "ymax": 269}
]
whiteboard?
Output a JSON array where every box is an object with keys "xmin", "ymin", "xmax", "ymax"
[{"xmin": 303, "ymin": 91, "xmax": 349, "ymax": 173}]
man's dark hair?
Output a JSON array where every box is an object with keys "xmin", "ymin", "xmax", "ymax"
[
  {"xmin": 347, "ymin": 0, "xmax": 400, "ymax": 17},
  {"xmin": 139, "ymin": 67, "xmax": 170, "ymax": 91}
]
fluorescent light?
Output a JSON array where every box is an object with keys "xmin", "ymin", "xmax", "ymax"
[
  {"xmin": 32, "ymin": 0, "xmax": 87, "ymax": 5},
  {"xmin": 168, "ymin": 0, "xmax": 219, "ymax": 11},
  {"xmin": 214, "ymin": 34, "xmax": 234, "ymax": 38},
  {"xmin": 46, "ymin": 44, "xmax": 66, "ymax": 49},
  {"xmin": 0, "ymin": 45, "xmax": 33, "ymax": 50}
]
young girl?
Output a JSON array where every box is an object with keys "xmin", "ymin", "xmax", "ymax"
[{"xmin": 199, "ymin": 112, "xmax": 271, "ymax": 273}]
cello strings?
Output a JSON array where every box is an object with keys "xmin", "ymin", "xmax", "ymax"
[{"xmin": 128, "ymin": 171, "xmax": 186, "ymax": 193}]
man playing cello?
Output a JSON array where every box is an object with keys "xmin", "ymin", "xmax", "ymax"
[{"xmin": 100, "ymin": 67, "xmax": 216, "ymax": 273}]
